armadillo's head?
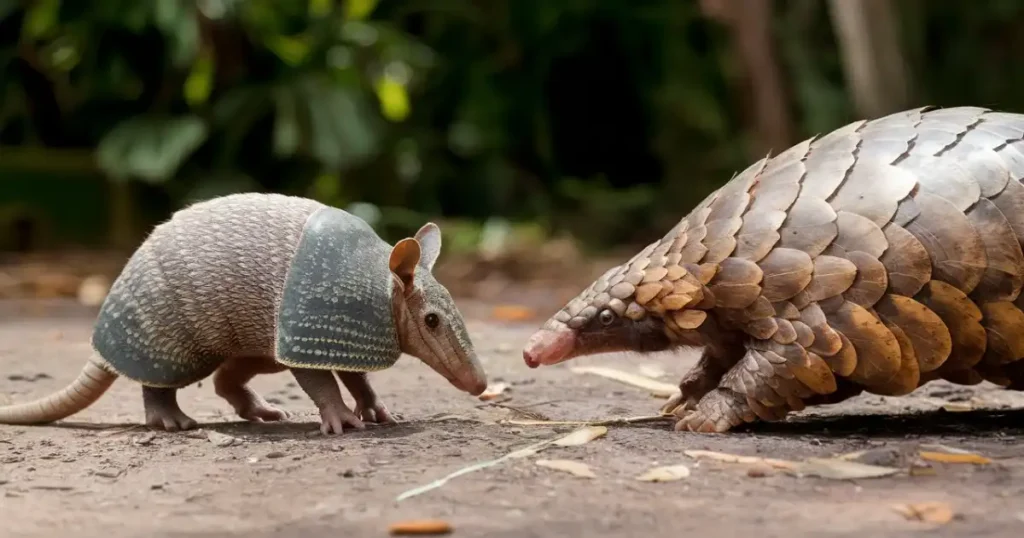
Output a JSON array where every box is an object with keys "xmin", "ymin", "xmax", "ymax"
[
  {"xmin": 388, "ymin": 222, "xmax": 488, "ymax": 396},
  {"xmin": 522, "ymin": 239, "xmax": 710, "ymax": 368}
]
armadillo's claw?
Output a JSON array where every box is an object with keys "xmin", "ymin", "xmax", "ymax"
[
  {"xmin": 318, "ymin": 405, "xmax": 365, "ymax": 435},
  {"xmin": 354, "ymin": 400, "xmax": 397, "ymax": 425},
  {"xmin": 336, "ymin": 372, "xmax": 398, "ymax": 426},
  {"xmin": 142, "ymin": 386, "xmax": 199, "ymax": 432},
  {"xmin": 237, "ymin": 400, "xmax": 289, "ymax": 423}
]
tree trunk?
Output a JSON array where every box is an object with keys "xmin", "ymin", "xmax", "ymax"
[
  {"xmin": 827, "ymin": 0, "xmax": 911, "ymax": 119},
  {"xmin": 702, "ymin": 0, "xmax": 794, "ymax": 157}
]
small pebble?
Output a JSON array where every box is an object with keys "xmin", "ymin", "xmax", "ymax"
[
  {"xmin": 340, "ymin": 470, "xmax": 355, "ymax": 478},
  {"xmin": 746, "ymin": 467, "xmax": 769, "ymax": 478},
  {"xmin": 206, "ymin": 431, "xmax": 239, "ymax": 447},
  {"xmin": 265, "ymin": 451, "xmax": 286, "ymax": 459}
]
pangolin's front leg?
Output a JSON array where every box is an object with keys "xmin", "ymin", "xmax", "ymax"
[
  {"xmin": 673, "ymin": 340, "xmax": 837, "ymax": 433},
  {"xmin": 337, "ymin": 372, "xmax": 396, "ymax": 425},
  {"xmin": 659, "ymin": 345, "xmax": 744, "ymax": 415}
]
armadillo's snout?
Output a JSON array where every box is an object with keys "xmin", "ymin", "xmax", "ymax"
[
  {"xmin": 453, "ymin": 356, "xmax": 489, "ymax": 396},
  {"xmin": 522, "ymin": 327, "xmax": 576, "ymax": 368}
]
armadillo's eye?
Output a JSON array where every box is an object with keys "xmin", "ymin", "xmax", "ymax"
[
  {"xmin": 425, "ymin": 313, "xmax": 440, "ymax": 329},
  {"xmin": 599, "ymin": 309, "xmax": 615, "ymax": 326}
]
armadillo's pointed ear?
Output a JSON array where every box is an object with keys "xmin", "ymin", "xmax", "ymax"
[
  {"xmin": 389, "ymin": 238, "xmax": 421, "ymax": 293},
  {"xmin": 414, "ymin": 222, "xmax": 442, "ymax": 271}
]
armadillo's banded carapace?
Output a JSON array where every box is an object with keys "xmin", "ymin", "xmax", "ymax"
[
  {"xmin": 275, "ymin": 206, "xmax": 402, "ymax": 371},
  {"xmin": 91, "ymin": 193, "xmax": 327, "ymax": 387}
]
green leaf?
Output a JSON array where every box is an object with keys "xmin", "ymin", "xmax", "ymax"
[
  {"xmin": 309, "ymin": 0, "xmax": 332, "ymax": 18},
  {"xmin": 267, "ymin": 34, "xmax": 313, "ymax": 66},
  {"xmin": 184, "ymin": 50, "xmax": 214, "ymax": 106},
  {"xmin": 272, "ymin": 86, "xmax": 301, "ymax": 157},
  {"xmin": 374, "ymin": 75, "xmax": 410, "ymax": 122},
  {"xmin": 22, "ymin": 0, "xmax": 60, "ymax": 40},
  {"xmin": 299, "ymin": 77, "xmax": 379, "ymax": 169},
  {"xmin": 97, "ymin": 115, "xmax": 209, "ymax": 183},
  {"xmin": 344, "ymin": 0, "xmax": 379, "ymax": 21}
]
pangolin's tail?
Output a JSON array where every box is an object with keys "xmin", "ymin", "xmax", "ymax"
[{"xmin": 0, "ymin": 355, "xmax": 118, "ymax": 424}]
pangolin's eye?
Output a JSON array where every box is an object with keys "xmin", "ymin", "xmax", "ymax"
[
  {"xmin": 599, "ymin": 309, "xmax": 615, "ymax": 326},
  {"xmin": 425, "ymin": 313, "xmax": 440, "ymax": 329}
]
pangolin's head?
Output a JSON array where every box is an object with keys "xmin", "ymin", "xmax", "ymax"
[{"xmin": 522, "ymin": 234, "xmax": 711, "ymax": 368}]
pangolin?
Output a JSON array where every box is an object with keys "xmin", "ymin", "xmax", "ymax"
[
  {"xmin": 0, "ymin": 193, "xmax": 488, "ymax": 434},
  {"xmin": 523, "ymin": 105, "xmax": 1024, "ymax": 433}
]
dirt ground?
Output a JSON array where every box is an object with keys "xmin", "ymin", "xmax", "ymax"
[{"xmin": 2, "ymin": 296, "xmax": 1024, "ymax": 538}]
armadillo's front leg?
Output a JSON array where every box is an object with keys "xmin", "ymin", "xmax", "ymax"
[
  {"xmin": 142, "ymin": 386, "xmax": 198, "ymax": 432},
  {"xmin": 290, "ymin": 368, "xmax": 365, "ymax": 434},
  {"xmin": 660, "ymin": 345, "xmax": 744, "ymax": 416},
  {"xmin": 213, "ymin": 357, "xmax": 290, "ymax": 422},
  {"xmin": 336, "ymin": 372, "xmax": 397, "ymax": 425},
  {"xmin": 673, "ymin": 340, "xmax": 835, "ymax": 433}
]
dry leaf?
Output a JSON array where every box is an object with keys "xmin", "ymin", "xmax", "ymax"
[
  {"xmin": 792, "ymin": 458, "xmax": 900, "ymax": 480},
  {"xmin": 491, "ymin": 305, "xmax": 536, "ymax": 322},
  {"xmin": 638, "ymin": 364, "xmax": 667, "ymax": 379},
  {"xmin": 684, "ymin": 449, "xmax": 797, "ymax": 470},
  {"xmin": 941, "ymin": 402, "xmax": 973, "ymax": 412},
  {"xmin": 918, "ymin": 443, "xmax": 974, "ymax": 455},
  {"xmin": 536, "ymin": 459, "xmax": 596, "ymax": 478},
  {"xmin": 919, "ymin": 451, "xmax": 991, "ymax": 465},
  {"xmin": 553, "ymin": 425, "xmax": 608, "ymax": 447},
  {"xmin": 478, "ymin": 382, "xmax": 508, "ymax": 401},
  {"xmin": 388, "ymin": 519, "xmax": 453, "ymax": 535},
  {"xmin": 570, "ymin": 366, "xmax": 679, "ymax": 397},
  {"xmin": 894, "ymin": 502, "xmax": 954, "ymax": 524},
  {"xmin": 636, "ymin": 464, "xmax": 691, "ymax": 482}
]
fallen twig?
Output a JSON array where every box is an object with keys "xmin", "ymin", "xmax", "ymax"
[
  {"xmin": 396, "ymin": 426, "xmax": 608, "ymax": 502},
  {"xmin": 501, "ymin": 414, "xmax": 671, "ymax": 427}
]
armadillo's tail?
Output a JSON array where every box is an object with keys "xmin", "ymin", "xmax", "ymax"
[{"xmin": 0, "ymin": 354, "xmax": 118, "ymax": 425}]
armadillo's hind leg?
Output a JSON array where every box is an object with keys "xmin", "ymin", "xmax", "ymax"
[
  {"xmin": 660, "ymin": 344, "xmax": 744, "ymax": 416},
  {"xmin": 213, "ymin": 356, "xmax": 289, "ymax": 423},
  {"xmin": 290, "ymin": 368, "xmax": 365, "ymax": 434},
  {"xmin": 142, "ymin": 387, "xmax": 198, "ymax": 431},
  {"xmin": 337, "ymin": 372, "xmax": 396, "ymax": 425}
]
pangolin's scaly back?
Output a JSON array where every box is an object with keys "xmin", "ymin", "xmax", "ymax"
[{"xmin": 553, "ymin": 106, "xmax": 1024, "ymax": 396}]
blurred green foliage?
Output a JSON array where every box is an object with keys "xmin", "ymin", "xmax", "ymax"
[{"xmin": 2, "ymin": 0, "xmax": 1024, "ymax": 250}]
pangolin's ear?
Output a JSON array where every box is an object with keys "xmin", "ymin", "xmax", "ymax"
[
  {"xmin": 389, "ymin": 238, "xmax": 421, "ymax": 294},
  {"xmin": 414, "ymin": 222, "xmax": 442, "ymax": 271}
]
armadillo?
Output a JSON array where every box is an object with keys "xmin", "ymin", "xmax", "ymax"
[
  {"xmin": 523, "ymin": 105, "xmax": 1024, "ymax": 433},
  {"xmin": 0, "ymin": 192, "xmax": 488, "ymax": 434}
]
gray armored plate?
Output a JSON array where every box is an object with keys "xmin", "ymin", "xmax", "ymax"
[
  {"xmin": 91, "ymin": 247, "xmax": 224, "ymax": 387},
  {"xmin": 275, "ymin": 206, "xmax": 402, "ymax": 371}
]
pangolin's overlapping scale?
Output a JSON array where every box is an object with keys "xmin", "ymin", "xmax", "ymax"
[
  {"xmin": 979, "ymin": 301, "xmax": 1024, "ymax": 367},
  {"xmin": 915, "ymin": 280, "xmax": 987, "ymax": 373},
  {"xmin": 864, "ymin": 318, "xmax": 920, "ymax": 396},
  {"xmin": 872, "ymin": 293, "xmax": 951, "ymax": 372},
  {"xmin": 566, "ymin": 106, "xmax": 1024, "ymax": 422}
]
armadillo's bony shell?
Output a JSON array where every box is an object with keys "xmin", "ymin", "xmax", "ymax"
[
  {"xmin": 92, "ymin": 193, "xmax": 325, "ymax": 387},
  {"xmin": 275, "ymin": 206, "xmax": 402, "ymax": 371}
]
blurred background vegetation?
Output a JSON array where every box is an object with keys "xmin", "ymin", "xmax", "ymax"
[{"xmin": 2, "ymin": 0, "xmax": 1024, "ymax": 298}]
